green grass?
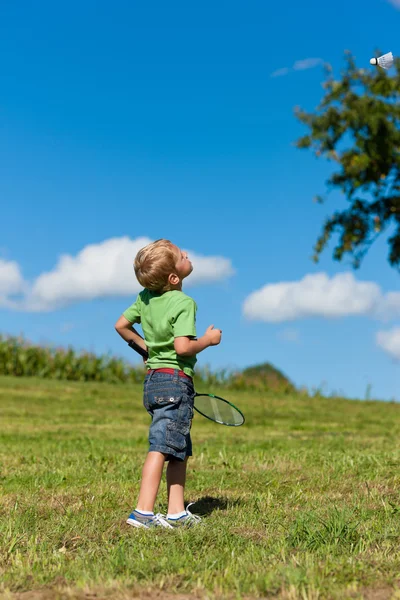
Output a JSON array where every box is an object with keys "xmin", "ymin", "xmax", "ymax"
[{"xmin": 1, "ymin": 376, "xmax": 400, "ymax": 599}]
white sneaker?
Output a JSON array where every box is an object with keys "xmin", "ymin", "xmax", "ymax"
[{"xmin": 127, "ymin": 511, "xmax": 173, "ymax": 529}]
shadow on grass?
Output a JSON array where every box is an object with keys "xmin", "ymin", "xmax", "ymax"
[{"xmin": 189, "ymin": 495, "xmax": 241, "ymax": 516}]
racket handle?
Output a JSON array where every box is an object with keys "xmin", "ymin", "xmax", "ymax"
[{"xmin": 128, "ymin": 340, "xmax": 149, "ymax": 360}]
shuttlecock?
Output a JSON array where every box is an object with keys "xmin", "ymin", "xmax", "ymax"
[{"xmin": 370, "ymin": 52, "xmax": 394, "ymax": 70}]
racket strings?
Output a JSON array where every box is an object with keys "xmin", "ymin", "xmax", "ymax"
[{"xmin": 194, "ymin": 394, "xmax": 244, "ymax": 426}]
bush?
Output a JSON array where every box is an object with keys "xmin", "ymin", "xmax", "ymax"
[
  {"xmin": 0, "ymin": 335, "xmax": 144, "ymax": 384},
  {"xmin": 0, "ymin": 335, "xmax": 295, "ymax": 393}
]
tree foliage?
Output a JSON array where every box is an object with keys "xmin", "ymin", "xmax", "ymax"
[
  {"xmin": 295, "ymin": 51, "xmax": 400, "ymax": 270},
  {"xmin": 240, "ymin": 362, "xmax": 295, "ymax": 392}
]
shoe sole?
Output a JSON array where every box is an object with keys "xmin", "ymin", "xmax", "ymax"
[
  {"xmin": 126, "ymin": 518, "xmax": 149, "ymax": 529},
  {"xmin": 166, "ymin": 523, "xmax": 200, "ymax": 528}
]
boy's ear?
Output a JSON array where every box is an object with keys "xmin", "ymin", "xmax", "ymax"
[{"xmin": 168, "ymin": 272, "xmax": 180, "ymax": 286}]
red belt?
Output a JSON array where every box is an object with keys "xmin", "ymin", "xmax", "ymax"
[{"xmin": 149, "ymin": 368, "xmax": 192, "ymax": 381}]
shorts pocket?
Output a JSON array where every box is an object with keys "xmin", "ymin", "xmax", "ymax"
[
  {"xmin": 154, "ymin": 393, "xmax": 181, "ymax": 406},
  {"xmin": 144, "ymin": 384, "xmax": 182, "ymax": 411},
  {"xmin": 165, "ymin": 421, "xmax": 189, "ymax": 451}
]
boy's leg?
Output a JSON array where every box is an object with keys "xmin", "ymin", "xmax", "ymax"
[
  {"xmin": 136, "ymin": 451, "xmax": 167, "ymax": 512},
  {"xmin": 166, "ymin": 457, "xmax": 188, "ymax": 515}
]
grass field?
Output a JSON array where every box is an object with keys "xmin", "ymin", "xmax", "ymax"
[{"xmin": 1, "ymin": 376, "xmax": 400, "ymax": 600}]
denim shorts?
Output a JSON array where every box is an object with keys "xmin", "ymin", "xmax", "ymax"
[{"xmin": 143, "ymin": 370, "xmax": 195, "ymax": 461}]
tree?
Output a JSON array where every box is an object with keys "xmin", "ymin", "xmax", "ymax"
[
  {"xmin": 295, "ymin": 51, "xmax": 400, "ymax": 270},
  {"xmin": 240, "ymin": 362, "xmax": 295, "ymax": 392}
]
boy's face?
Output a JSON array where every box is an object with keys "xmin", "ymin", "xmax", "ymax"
[{"xmin": 171, "ymin": 244, "xmax": 193, "ymax": 280}]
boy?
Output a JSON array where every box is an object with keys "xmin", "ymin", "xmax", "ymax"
[{"xmin": 115, "ymin": 239, "xmax": 222, "ymax": 528}]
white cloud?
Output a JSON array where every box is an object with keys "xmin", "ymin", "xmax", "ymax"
[
  {"xmin": 60, "ymin": 322, "xmax": 75, "ymax": 333},
  {"xmin": 28, "ymin": 236, "xmax": 152, "ymax": 311},
  {"xmin": 271, "ymin": 57, "xmax": 323, "ymax": 78},
  {"xmin": 2, "ymin": 237, "xmax": 235, "ymax": 312},
  {"xmin": 0, "ymin": 258, "xmax": 26, "ymax": 308},
  {"xmin": 243, "ymin": 272, "xmax": 400, "ymax": 323},
  {"xmin": 293, "ymin": 58, "xmax": 324, "ymax": 71},
  {"xmin": 376, "ymin": 328, "xmax": 400, "ymax": 360},
  {"xmin": 388, "ymin": 0, "xmax": 400, "ymax": 8},
  {"xmin": 271, "ymin": 67, "xmax": 290, "ymax": 78},
  {"xmin": 277, "ymin": 328, "xmax": 300, "ymax": 343},
  {"xmin": 186, "ymin": 251, "xmax": 235, "ymax": 285}
]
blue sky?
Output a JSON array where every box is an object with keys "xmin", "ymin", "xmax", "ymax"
[{"xmin": 1, "ymin": 0, "xmax": 399, "ymax": 400}]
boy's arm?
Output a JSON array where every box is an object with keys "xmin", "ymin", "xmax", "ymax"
[
  {"xmin": 115, "ymin": 315, "xmax": 147, "ymax": 354},
  {"xmin": 174, "ymin": 325, "xmax": 221, "ymax": 357}
]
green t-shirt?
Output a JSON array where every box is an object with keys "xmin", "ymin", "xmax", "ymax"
[{"xmin": 123, "ymin": 289, "xmax": 197, "ymax": 377}]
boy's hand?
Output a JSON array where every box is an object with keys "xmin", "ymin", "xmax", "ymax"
[{"xmin": 205, "ymin": 325, "xmax": 222, "ymax": 346}]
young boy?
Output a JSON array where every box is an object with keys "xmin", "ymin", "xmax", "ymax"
[{"xmin": 115, "ymin": 239, "xmax": 222, "ymax": 528}]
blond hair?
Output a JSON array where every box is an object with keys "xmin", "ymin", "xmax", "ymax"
[{"xmin": 134, "ymin": 239, "xmax": 178, "ymax": 292}]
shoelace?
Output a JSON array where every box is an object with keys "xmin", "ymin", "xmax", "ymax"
[
  {"xmin": 153, "ymin": 513, "xmax": 173, "ymax": 528},
  {"xmin": 185, "ymin": 503, "xmax": 202, "ymax": 523}
]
